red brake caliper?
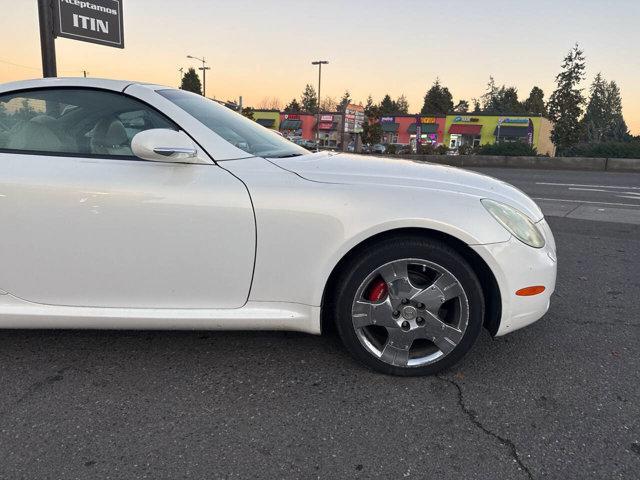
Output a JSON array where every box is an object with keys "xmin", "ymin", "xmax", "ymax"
[{"xmin": 366, "ymin": 278, "xmax": 389, "ymax": 302}]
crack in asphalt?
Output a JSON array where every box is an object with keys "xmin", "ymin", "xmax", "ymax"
[
  {"xmin": 0, "ymin": 367, "xmax": 70, "ymax": 419},
  {"xmin": 437, "ymin": 375, "xmax": 534, "ymax": 480}
]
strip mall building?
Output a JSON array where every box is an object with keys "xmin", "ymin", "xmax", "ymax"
[
  {"xmin": 445, "ymin": 114, "xmax": 555, "ymax": 156},
  {"xmin": 252, "ymin": 110, "xmax": 556, "ymax": 156}
]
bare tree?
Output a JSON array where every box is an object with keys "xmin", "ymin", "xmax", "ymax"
[
  {"xmin": 320, "ymin": 96, "xmax": 338, "ymax": 111},
  {"xmin": 258, "ymin": 97, "xmax": 282, "ymax": 110}
]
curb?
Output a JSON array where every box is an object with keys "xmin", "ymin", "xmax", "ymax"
[{"xmin": 365, "ymin": 154, "xmax": 640, "ymax": 173}]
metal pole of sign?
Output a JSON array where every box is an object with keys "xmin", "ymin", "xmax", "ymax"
[
  {"xmin": 415, "ymin": 115, "xmax": 422, "ymax": 153},
  {"xmin": 312, "ymin": 60, "xmax": 328, "ymax": 153},
  {"xmin": 37, "ymin": 0, "xmax": 57, "ymax": 77}
]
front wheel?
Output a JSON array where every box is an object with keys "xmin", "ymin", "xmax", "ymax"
[{"xmin": 333, "ymin": 236, "xmax": 485, "ymax": 376}]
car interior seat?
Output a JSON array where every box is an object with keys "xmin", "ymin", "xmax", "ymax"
[
  {"xmin": 90, "ymin": 117, "xmax": 132, "ymax": 156},
  {"xmin": 6, "ymin": 115, "xmax": 65, "ymax": 152}
]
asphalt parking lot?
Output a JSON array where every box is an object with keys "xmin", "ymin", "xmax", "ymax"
[{"xmin": 1, "ymin": 168, "xmax": 639, "ymax": 479}]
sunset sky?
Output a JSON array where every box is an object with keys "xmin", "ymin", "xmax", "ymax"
[{"xmin": 1, "ymin": 0, "xmax": 639, "ymax": 133}]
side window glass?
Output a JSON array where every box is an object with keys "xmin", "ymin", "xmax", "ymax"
[{"xmin": 0, "ymin": 88, "xmax": 177, "ymax": 158}]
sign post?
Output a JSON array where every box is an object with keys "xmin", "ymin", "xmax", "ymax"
[
  {"xmin": 37, "ymin": 0, "xmax": 125, "ymax": 78},
  {"xmin": 415, "ymin": 115, "xmax": 422, "ymax": 153},
  {"xmin": 37, "ymin": 0, "xmax": 58, "ymax": 77},
  {"xmin": 344, "ymin": 104, "xmax": 365, "ymax": 152}
]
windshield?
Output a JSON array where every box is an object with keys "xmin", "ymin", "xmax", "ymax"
[{"xmin": 157, "ymin": 89, "xmax": 308, "ymax": 158}]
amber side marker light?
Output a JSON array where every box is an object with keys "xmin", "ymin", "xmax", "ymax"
[{"xmin": 516, "ymin": 286, "xmax": 546, "ymax": 296}]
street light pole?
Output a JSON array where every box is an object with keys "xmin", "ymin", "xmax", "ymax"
[
  {"xmin": 187, "ymin": 55, "xmax": 211, "ymax": 97},
  {"xmin": 37, "ymin": 0, "xmax": 57, "ymax": 77},
  {"xmin": 311, "ymin": 60, "xmax": 328, "ymax": 152}
]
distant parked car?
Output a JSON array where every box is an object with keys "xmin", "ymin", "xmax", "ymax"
[{"xmin": 371, "ymin": 144, "xmax": 386, "ymax": 154}]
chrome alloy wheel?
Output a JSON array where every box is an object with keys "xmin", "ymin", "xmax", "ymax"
[{"xmin": 351, "ymin": 258, "xmax": 469, "ymax": 368}]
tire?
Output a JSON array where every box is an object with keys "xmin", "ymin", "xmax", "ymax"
[{"xmin": 333, "ymin": 235, "xmax": 484, "ymax": 376}]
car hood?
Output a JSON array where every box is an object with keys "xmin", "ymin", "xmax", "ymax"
[{"xmin": 270, "ymin": 152, "xmax": 544, "ymax": 222}]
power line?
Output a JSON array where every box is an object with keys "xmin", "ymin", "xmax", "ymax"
[
  {"xmin": 0, "ymin": 58, "xmax": 95, "ymax": 76},
  {"xmin": 0, "ymin": 59, "xmax": 41, "ymax": 71}
]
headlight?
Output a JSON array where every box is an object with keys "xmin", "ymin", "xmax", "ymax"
[{"xmin": 481, "ymin": 199, "xmax": 545, "ymax": 248}]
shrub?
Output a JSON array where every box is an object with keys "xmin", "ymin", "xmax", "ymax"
[
  {"xmin": 477, "ymin": 141, "xmax": 538, "ymax": 156},
  {"xmin": 417, "ymin": 143, "xmax": 436, "ymax": 155},
  {"xmin": 561, "ymin": 141, "xmax": 640, "ymax": 158},
  {"xmin": 435, "ymin": 144, "xmax": 449, "ymax": 155},
  {"xmin": 458, "ymin": 143, "xmax": 478, "ymax": 156},
  {"xmin": 385, "ymin": 144, "xmax": 397, "ymax": 154}
]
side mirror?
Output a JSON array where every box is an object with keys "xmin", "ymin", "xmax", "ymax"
[{"xmin": 131, "ymin": 129, "xmax": 209, "ymax": 164}]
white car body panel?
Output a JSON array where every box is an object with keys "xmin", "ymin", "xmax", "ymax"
[
  {"xmin": 270, "ymin": 152, "xmax": 544, "ymax": 222},
  {"xmin": 222, "ymin": 156, "xmax": 515, "ymax": 306},
  {"xmin": 0, "ymin": 293, "xmax": 320, "ymax": 333},
  {"xmin": 0, "ymin": 78, "xmax": 557, "ymax": 338},
  {"xmin": 0, "ymin": 153, "xmax": 255, "ymax": 309}
]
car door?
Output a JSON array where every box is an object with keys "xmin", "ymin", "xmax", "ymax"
[{"xmin": 0, "ymin": 87, "xmax": 255, "ymax": 309}]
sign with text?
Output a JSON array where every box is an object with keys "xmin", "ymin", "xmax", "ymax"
[
  {"xmin": 54, "ymin": 0, "xmax": 124, "ymax": 48},
  {"xmin": 420, "ymin": 117, "xmax": 437, "ymax": 124},
  {"xmin": 344, "ymin": 104, "xmax": 365, "ymax": 134},
  {"xmin": 500, "ymin": 117, "xmax": 529, "ymax": 124},
  {"xmin": 454, "ymin": 116, "xmax": 480, "ymax": 123}
]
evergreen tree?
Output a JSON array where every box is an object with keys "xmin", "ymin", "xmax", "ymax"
[
  {"xmin": 453, "ymin": 100, "xmax": 470, "ymax": 113},
  {"xmin": 481, "ymin": 76, "xmax": 499, "ymax": 112},
  {"xmin": 582, "ymin": 76, "xmax": 630, "ymax": 142},
  {"xmin": 362, "ymin": 122, "xmax": 382, "ymax": 145},
  {"xmin": 482, "ymin": 78, "xmax": 524, "ymax": 114},
  {"xmin": 300, "ymin": 84, "xmax": 318, "ymax": 113},
  {"xmin": 548, "ymin": 44, "xmax": 587, "ymax": 152},
  {"xmin": 500, "ymin": 87, "xmax": 524, "ymax": 113},
  {"xmin": 582, "ymin": 73, "xmax": 608, "ymax": 142},
  {"xmin": 241, "ymin": 107, "xmax": 254, "ymax": 120},
  {"xmin": 284, "ymin": 98, "xmax": 301, "ymax": 112},
  {"xmin": 604, "ymin": 80, "xmax": 629, "ymax": 141},
  {"xmin": 364, "ymin": 95, "xmax": 378, "ymax": 118},
  {"xmin": 522, "ymin": 86, "xmax": 547, "ymax": 115},
  {"xmin": 337, "ymin": 90, "xmax": 352, "ymax": 113},
  {"xmin": 180, "ymin": 68, "xmax": 202, "ymax": 95},
  {"xmin": 420, "ymin": 79, "xmax": 454, "ymax": 114},
  {"xmin": 395, "ymin": 95, "xmax": 410, "ymax": 114},
  {"xmin": 379, "ymin": 94, "xmax": 397, "ymax": 115}
]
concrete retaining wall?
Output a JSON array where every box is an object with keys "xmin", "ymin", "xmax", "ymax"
[{"xmin": 373, "ymin": 154, "xmax": 640, "ymax": 172}]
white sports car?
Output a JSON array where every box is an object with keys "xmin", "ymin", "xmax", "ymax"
[{"xmin": 0, "ymin": 78, "xmax": 557, "ymax": 376}]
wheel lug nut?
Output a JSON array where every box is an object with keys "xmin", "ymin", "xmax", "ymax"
[
  {"xmin": 417, "ymin": 303, "xmax": 425, "ymax": 310},
  {"xmin": 401, "ymin": 299, "xmax": 408, "ymax": 305},
  {"xmin": 416, "ymin": 317, "xmax": 425, "ymax": 326},
  {"xmin": 393, "ymin": 310, "xmax": 400, "ymax": 318},
  {"xmin": 401, "ymin": 321, "xmax": 410, "ymax": 331}
]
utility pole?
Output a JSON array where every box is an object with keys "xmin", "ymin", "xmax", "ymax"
[
  {"xmin": 37, "ymin": 0, "xmax": 57, "ymax": 77},
  {"xmin": 311, "ymin": 60, "xmax": 328, "ymax": 152},
  {"xmin": 178, "ymin": 67, "xmax": 184, "ymax": 87},
  {"xmin": 187, "ymin": 55, "xmax": 211, "ymax": 97},
  {"xmin": 83, "ymin": 70, "xmax": 88, "ymax": 78}
]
